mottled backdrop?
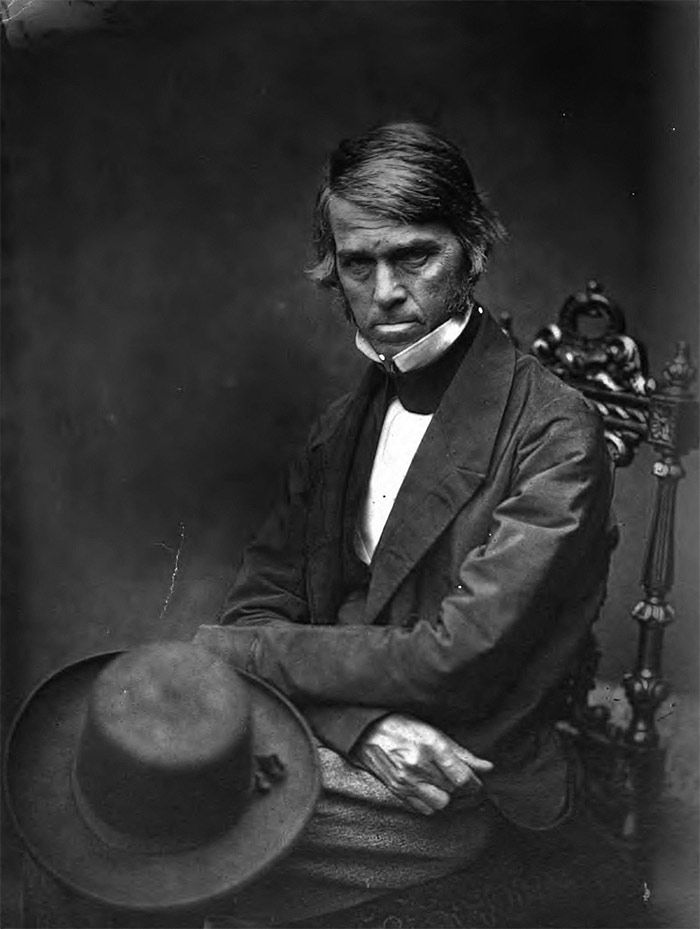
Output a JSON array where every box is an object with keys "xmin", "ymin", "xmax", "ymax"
[{"xmin": 3, "ymin": 1, "xmax": 698, "ymax": 726}]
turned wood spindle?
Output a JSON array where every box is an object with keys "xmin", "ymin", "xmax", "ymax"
[{"xmin": 624, "ymin": 341, "xmax": 697, "ymax": 749}]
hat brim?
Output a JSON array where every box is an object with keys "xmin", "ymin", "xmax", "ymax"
[{"xmin": 4, "ymin": 651, "xmax": 320, "ymax": 913}]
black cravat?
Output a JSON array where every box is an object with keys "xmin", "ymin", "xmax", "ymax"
[{"xmin": 388, "ymin": 307, "xmax": 481, "ymax": 413}]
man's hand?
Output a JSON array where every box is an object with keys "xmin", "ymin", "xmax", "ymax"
[{"xmin": 351, "ymin": 713, "xmax": 493, "ymax": 816}]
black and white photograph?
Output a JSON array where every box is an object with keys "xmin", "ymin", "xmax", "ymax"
[{"xmin": 1, "ymin": 2, "xmax": 698, "ymax": 927}]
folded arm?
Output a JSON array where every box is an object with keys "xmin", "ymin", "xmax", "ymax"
[
  {"xmin": 213, "ymin": 433, "xmax": 393, "ymax": 752},
  {"xmin": 197, "ymin": 398, "xmax": 613, "ymax": 727}
]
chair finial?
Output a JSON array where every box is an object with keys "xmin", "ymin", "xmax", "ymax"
[{"xmin": 662, "ymin": 341, "xmax": 696, "ymax": 395}]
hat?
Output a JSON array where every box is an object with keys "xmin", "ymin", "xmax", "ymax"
[{"xmin": 4, "ymin": 641, "xmax": 320, "ymax": 914}]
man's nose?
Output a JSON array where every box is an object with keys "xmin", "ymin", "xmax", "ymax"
[{"xmin": 373, "ymin": 262, "xmax": 406, "ymax": 309}]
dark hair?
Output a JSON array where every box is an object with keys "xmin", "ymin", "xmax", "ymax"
[{"xmin": 307, "ymin": 122, "xmax": 504, "ymax": 290}]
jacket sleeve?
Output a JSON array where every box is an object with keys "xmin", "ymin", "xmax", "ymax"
[
  {"xmin": 195, "ymin": 395, "xmax": 613, "ymax": 727},
  {"xmin": 217, "ymin": 440, "xmax": 312, "ymax": 628},
  {"xmin": 213, "ymin": 427, "xmax": 390, "ymax": 755}
]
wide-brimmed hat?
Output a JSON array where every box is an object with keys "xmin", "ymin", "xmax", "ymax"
[{"xmin": 4, "ymin": 641, "xmax": 320, "ymax": 914}]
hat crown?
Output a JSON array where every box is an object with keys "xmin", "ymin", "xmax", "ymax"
[
  {"xmin": 74, "ymin": 642, "xmax": 252, "ymax": 852},
  {"xmin": 89, "ymin": 642, "xmax": 247, "ymax": 767}
]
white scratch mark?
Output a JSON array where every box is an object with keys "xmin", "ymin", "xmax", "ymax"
[
  {"xmin": 1, "ymin": 0, "xmax": 43, "ymax": 25},
  {"xmin": 159, "ymin": 522, "xmax": 185, "ymax": 621}
]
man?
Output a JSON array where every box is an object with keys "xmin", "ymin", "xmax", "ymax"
[{"xmin": 194, "ymin": 122, "xmax": 614, "ymax": 924}]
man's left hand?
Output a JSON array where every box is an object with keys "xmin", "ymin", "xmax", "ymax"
[{"xmin": 351, "ymin": 713, "xmax": 493, "ymax": 816}]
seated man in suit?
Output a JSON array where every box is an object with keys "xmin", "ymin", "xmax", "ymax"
[{"xmin": 194, "ymin": 121, "xmax": 614, "ymax": 925}]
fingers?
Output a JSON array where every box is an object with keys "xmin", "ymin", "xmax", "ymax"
[
  {"xmin": 398, "ymin": 782, "xmax": 451, "ymax": 816},
  {"xmin": 450, "ymin": 744, "xmax": 494, "ymax": 773},
  {"xmin": 428, "ymin": 734, "xmax": 493, "ymax": 792},
  {"xmin": 430, "ymin": 752, "xmax": 483, "ymax": 792}
]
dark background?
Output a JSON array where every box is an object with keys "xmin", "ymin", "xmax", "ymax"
[
  {"xmin": 2, "ymin": 3, "xmax": 699, "ymax": 925},
  {"xmin": 2, "ymin": 0, "xmax": 698, "ymax": 722}
]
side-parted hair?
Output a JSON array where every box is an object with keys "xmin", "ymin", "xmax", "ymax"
[{"xmin": 306, "ymin": 122, "xmax": 505, "ymax": 290}]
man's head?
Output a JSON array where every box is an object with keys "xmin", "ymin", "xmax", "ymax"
[{"xmin": 307, "ymin": 122, "xmax": 503, "ymax": 357}]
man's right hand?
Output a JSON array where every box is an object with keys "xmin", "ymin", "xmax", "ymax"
[{"xmin": 351, "ymin": 713, "xmax": 493, "ymax": 816}]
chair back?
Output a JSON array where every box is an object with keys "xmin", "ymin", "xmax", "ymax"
[{"xmin": 527, "ymin": 281, "xmax": 698, "ymax": 856}]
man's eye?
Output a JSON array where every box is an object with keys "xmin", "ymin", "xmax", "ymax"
[
  {"xmin": 399, "ymin": 253, "xmax": 429, "ymax": 270},
  {"xmin": 341, "ymin": 259, "xmax": 373, "ymax": 279}
]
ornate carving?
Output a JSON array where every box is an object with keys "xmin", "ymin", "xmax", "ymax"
[
  {"xmin": 649, "ymin": 398, "xmax": 677, "ymax": 448},
  {"xmin": 631, "ymin": 599, "xmax": 675, "ymax": 625},
  {"xmin": 623, "ymin": 667, "xmax": 671, "ymax": 748},
  {"xmin": 623, "ymin": 341, "xmax": 698, "ymax": 753},
  {"xmin": 532, "ymin": 280, "xmax": 649, "ymax": 391},
  {"xmin": 649, "ymin": 394, "xmax": 699, "ymax": 459},
  {"xmin": 532, "ymin": 282, "xmax": 698, "ymax": 852},
  {"xmin": 532, "ymin": 281, "xmax": 652, "ymax": 466},
  {"xmin": 662, "ymin": 341, "xmax": 696, "ymax": 394}
]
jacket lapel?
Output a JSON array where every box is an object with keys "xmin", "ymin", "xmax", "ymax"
[
  {"xmin": 364, "ymin": 311, "xmax": 517, "ymax": 624},
  {"xmin": 305, "ymin": 365, "xmax": 380, "ymax": 623}
]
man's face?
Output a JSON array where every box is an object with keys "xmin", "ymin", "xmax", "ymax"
[{"xmin": 328, "ymin": 196, "xmax": 470, "ymax": 359}]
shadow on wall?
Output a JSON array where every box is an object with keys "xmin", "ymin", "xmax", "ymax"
[{"xmin": 2, "ymin": 2, "xmax": 698, "ymax": 722}]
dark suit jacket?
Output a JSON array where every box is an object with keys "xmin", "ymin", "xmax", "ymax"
[{"xmin": 194, "ymin": 310, "xmax": 615, "ymax": 829}]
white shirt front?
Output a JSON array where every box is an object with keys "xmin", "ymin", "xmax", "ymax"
[{"xmin": 355, "ymin": 399, "xmax": 432, "ymax": 564}]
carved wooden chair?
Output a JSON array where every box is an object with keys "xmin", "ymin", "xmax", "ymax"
[
  {"xmin": 530, "ymin": 282, "xmax": 697, "ymax": 866},
  {"xmin": 289, "ymin": 281, "xmax": 699, "ymax": 929}
]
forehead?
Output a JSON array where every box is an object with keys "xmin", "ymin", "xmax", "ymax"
[{"xmin": 328, "ymin": 196, "xmax": 457, "ymax": 255}]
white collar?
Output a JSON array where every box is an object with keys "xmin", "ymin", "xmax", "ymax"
[{"xmin": 355, "ymin": 308, "xmax": 474, "ymax": 374}]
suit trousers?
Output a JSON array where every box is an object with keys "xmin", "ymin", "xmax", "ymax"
[{"xmin": 207, "ymin": 742, "xmax": 500, "ymax": 926}]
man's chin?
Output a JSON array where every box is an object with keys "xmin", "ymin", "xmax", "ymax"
[
  {"xmin": 368, "ymin": 325, "xmax": 426, "ymax": 358},
  {"xmin": 368, "ymin": 339, "xmax": 415, "ymax": 360}
]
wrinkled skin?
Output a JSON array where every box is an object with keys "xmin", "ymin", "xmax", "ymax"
[
  {"xmin": 352, "ymin": 714, "xmax": 494, "ymax": 815},
  {"xmin": 329, "ymin": 196, "xmax": 471, "ymax": 360}
]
